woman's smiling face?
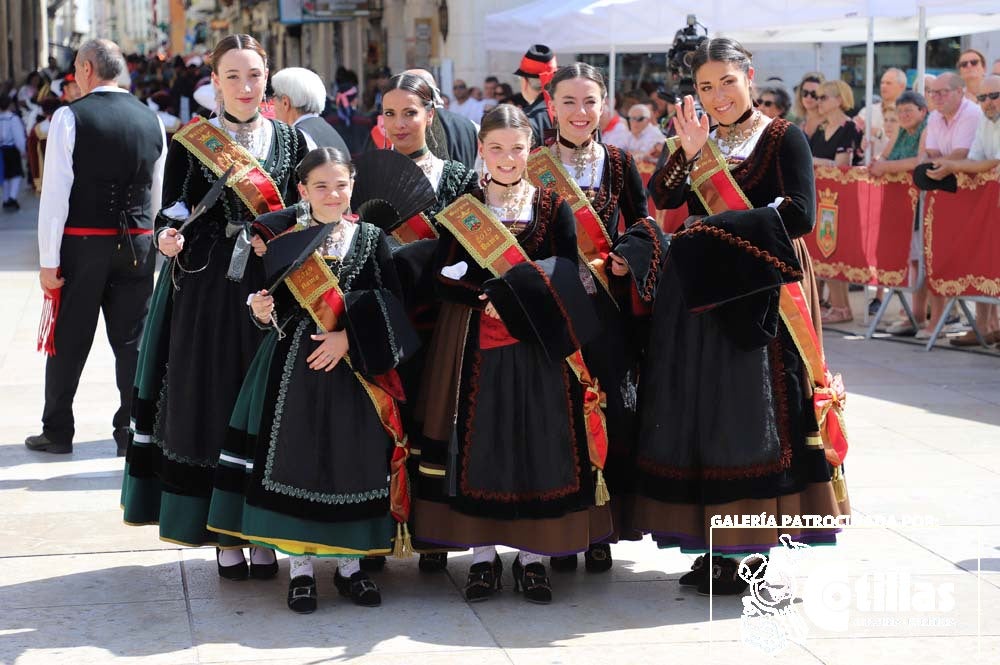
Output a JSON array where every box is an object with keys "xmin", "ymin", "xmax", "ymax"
[{"xmin": 695, "ymin": 60, "xmax": 755, "ymax": 126}]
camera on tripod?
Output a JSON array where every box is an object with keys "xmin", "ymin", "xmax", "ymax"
[{"xmin": 666, "ymin": 14, "xmax": 708, "ymax": 98}]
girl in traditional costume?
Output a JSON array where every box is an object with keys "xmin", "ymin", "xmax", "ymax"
[
  {"xmin": 525, "ymin": 63, "xmax": 665, "ymax": 574},
  {"xmin": 633, "ymin": 38, "xmax": 849, "ymax": 595},
  {"xmin": 121, "ymin": 34, "xmax": 307, "ymax": 580},
  {"xmin": 207, "ymin": 147, "xmax": 417, "ymax": 612},
  {"xmin": 413, "ymin": 104, "xmax": 609, "ymax": 604}
]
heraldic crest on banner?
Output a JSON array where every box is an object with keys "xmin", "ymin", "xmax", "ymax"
[{"xmin": 815, "ymin": 188, "xmax": 839, "ymax": 259}]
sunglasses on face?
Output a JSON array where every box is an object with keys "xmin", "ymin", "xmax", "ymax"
[
  {"xmin": 802, "ymin": 89, "xmax": 818, "ymax": 99},
  {"xmin": 977, "ymin": 91, "xmax": 1000, "ymax": 102},
  {"xmin": 958, "ymin": 59, "xmax": 982, "ymax": 69},
  {"xmin": 756, "ymin": 99, "xmax": 776, "ymax": 107}
]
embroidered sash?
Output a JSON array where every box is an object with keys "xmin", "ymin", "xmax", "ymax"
[
  {"xmin": 174, "ymin": 116, "xmax": 285, "ymax": 217},
  {"xmin": 526, "ymin": 148, "xmax": 617, "ymax": 304},
  {"xmin": 281, "ymin": 246, "xmax": 412, "ymax": 548},
  {"xmin": 679, "ymin": 137, "xmax": 849, "ymax": 497},
  {"xmin": 436, "ymin": 195, "xmax": 611, "ymax": 499}
]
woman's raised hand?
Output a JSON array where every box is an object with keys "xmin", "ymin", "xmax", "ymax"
[{"xmin": 674, "ymin": 95, "xmax": 710, "ymax": 161}]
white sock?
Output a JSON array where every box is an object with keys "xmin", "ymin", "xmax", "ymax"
[
  {"xmin": 218, "ymin": 548, "xmax": 245, "ymax": 567},
  {"xmin": 338, "ymin": 557, "xmax": 361, "ymax": 577},
  {"xmin": 8, "ymin": 177, "xmax": 20, "ymax": 200},
  {"xmin": 518, "ymin": 551, "xmax": 543, "ymax": 566},
  {"xmin": 289, "ymin": 555, "xmax": 314, "ymax": 579},
  {"xmin": 473, "ymin": 546, "xmax": 498, "ymax": 564},
  {"xmin": 250, "ymin": 546, "xmax": 276, "ymax": 565}
]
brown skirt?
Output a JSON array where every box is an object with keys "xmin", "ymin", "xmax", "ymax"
[
  {"xmin": 413, "ymin": 498, "xmax": 613, "ymax": 556},
  {"xmin": 415, "ymin": 302, "xmax": 471, "ymax": 442},
  {"xmin": 629, "ymin": 480, "xmax": 847, "ymax": 555}
]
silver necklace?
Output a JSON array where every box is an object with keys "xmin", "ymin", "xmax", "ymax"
[
  {"xmin": 555, "ymin": 142, "xmax": 599, "ymax": 200},
  {"xmin": 487, "ymin": 180, "xmax": 531, "ymax": 221},
  {"xmin": 717, "ymin": 111, "xmax": 762, "ymax": 155}
]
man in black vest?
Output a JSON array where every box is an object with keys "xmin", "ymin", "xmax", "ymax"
[
  {"xmin": 272, "ymin": 67, "xmax": 350, "ymax": 156},
  {"xmin": 27, "ymin": 39, "xmax": 166, "ymax": 456},
  {"xmin": 515, "ymin": 45, "xmax": 558, "ymax": 148}
]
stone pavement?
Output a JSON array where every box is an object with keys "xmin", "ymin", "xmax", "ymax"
[{"xmin": 1, "ymin": 194, "xmax": 999, "ymax": 665}]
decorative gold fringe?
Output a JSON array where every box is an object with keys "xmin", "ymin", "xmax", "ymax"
[
  {"xmin": 594, "ymin": 468, "xmax": 610, "ymax": 506},
  {"xmin": 831, "ymin": 465, "xmax": 847, "ymax": 503},
  {"xmin": 392, "ymin": 522, "xmax": 414, "ymax": 559}
]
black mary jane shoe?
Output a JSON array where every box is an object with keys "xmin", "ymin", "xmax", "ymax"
[
  {"xmin": 216, "ymin": 548, "xmax": 249, "ymax": 581},
  {"xmin": 418, "ymin": 552, "xmax": 448, "ymax": 573},
  {"xmin": 464, "ymin": 554, "xmax": 503, "ymax": 602},
  {"xmin": 548, "ymin": 554, "xmax": 578, "ymax": 572},
  {"xmin": 678, "ymin": 555, "xmax": 709, "ymax": 587},
  {"xmin": 584, "ymin": 543, "xmax": 613, "ymax": 573},
  {"xmin": 360, "ymin": 555, "xmax": 387, "ymax": 572},
  {"xmin": 512, "ymin": 558, "xmax": 552, "ymax": 604},
  {"xmin": 697, "ymin": 556, "xmax": 751, "ymax": 596},
  {"xmin": 249, "ymin": 548, "xmax": 279, "ymax": 580},
  {"xmin": 287, "ymin": 575, "xmax": 318, "ymax": 614},
  {"xmin": 334, "ymin": 569, "xmax": 382, "ymax": 607}
]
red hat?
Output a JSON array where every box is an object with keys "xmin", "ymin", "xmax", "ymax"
[{"xmin": 514, "ymin": 44, "xmax": 557, "ymax": 79}]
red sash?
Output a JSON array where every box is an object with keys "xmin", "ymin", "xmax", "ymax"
[
  {"xmin": 436, "ymin": 195, "xmax": 611, "ymax": 503},
  {"xmin": 673, "ymin": 137, "xmax": 849, "ymax": 499},
  {"xmin": 526, "ymin": 148, "xmax": 617, "ymax": 305},
  {"xmin": 174, "ymin": 117, "xmax": 285, "ymax": 216}
]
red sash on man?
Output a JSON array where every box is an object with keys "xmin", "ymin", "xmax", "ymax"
[
  {"xmin": 526, "ymin": 148, "xmax": 617, "ymax": 306},
  {"xmin": 672, "ymin": 137, "xmax": 849, "ymax": 501},
  {"xmin": 436, "ymin": 194, "xmax": 611, "ymax": 505}
]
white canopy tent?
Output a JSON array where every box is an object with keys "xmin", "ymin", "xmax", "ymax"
[{"xmin": 484, "ymin": 0, "xmax": 1000, "ymax": 160}]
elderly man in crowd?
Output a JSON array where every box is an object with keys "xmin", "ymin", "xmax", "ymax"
[
  {"xmin": 857, "ymin": 68, "xmax": 908, "ymax": 157},
  {"xmin": 911, "ymin": 71, "xmax": 983, "ymax": 341},
  {"xmin": 271, "ymin": 67, "xmax": 349, "ymax": 155},
  {"xmin": 924, "ymin": 74, "xmax": 1000, "ymax": 348},
  {"xmin": 450, "ymin": 78, "xmax": 485, "ymax": 124},
  {"xmin": 622, "ymin": 103, "xmax": 665, "ymax": 164}
]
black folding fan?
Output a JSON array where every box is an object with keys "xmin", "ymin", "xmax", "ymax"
[{"xmin": 351, "ymin": 150, "xmax": 438, "ymax": 231}]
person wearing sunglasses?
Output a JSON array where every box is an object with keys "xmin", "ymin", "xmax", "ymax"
[
  {"xmin": 909, "ymin": 72, "xmax": 984, "ymax": 340},
  {"xmin": 622, "ymin": 103, "xmax": 665, "ymax": 163},
  {"xmin": 756, "ymin": 84, "xmax": 790, "ymax": 120},
  {"xmin": 922, "ymin": 74, "xmax": 1000, "ymax": 348},
  {"xmin": 957, "ymin": 49, "xmax": 987, "ymax": 102},
  {"xmin": 792, "ymin": 72, "xmax": 824, "ymax": 138}
]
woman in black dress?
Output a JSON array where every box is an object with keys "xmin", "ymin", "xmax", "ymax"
[
  {"xmin": 634, "ymin": 38, "xmax": 848, "ymax": 596},
  {"xmin": 810, "ymin": 78, "xmax": 861, "ymax": 325},
  {"xmin": 121, "ymin": 34, "xmax": 307, "ymax": 579}
]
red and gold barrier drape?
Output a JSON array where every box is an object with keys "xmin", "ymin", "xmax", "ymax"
[
  {"xmin": 802, "ymin": 166, "xmax": 916, "ymax": 287},
  {"xmin": 924, "ymin": 170, "xmax": 1000, "ymax": 297}
]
